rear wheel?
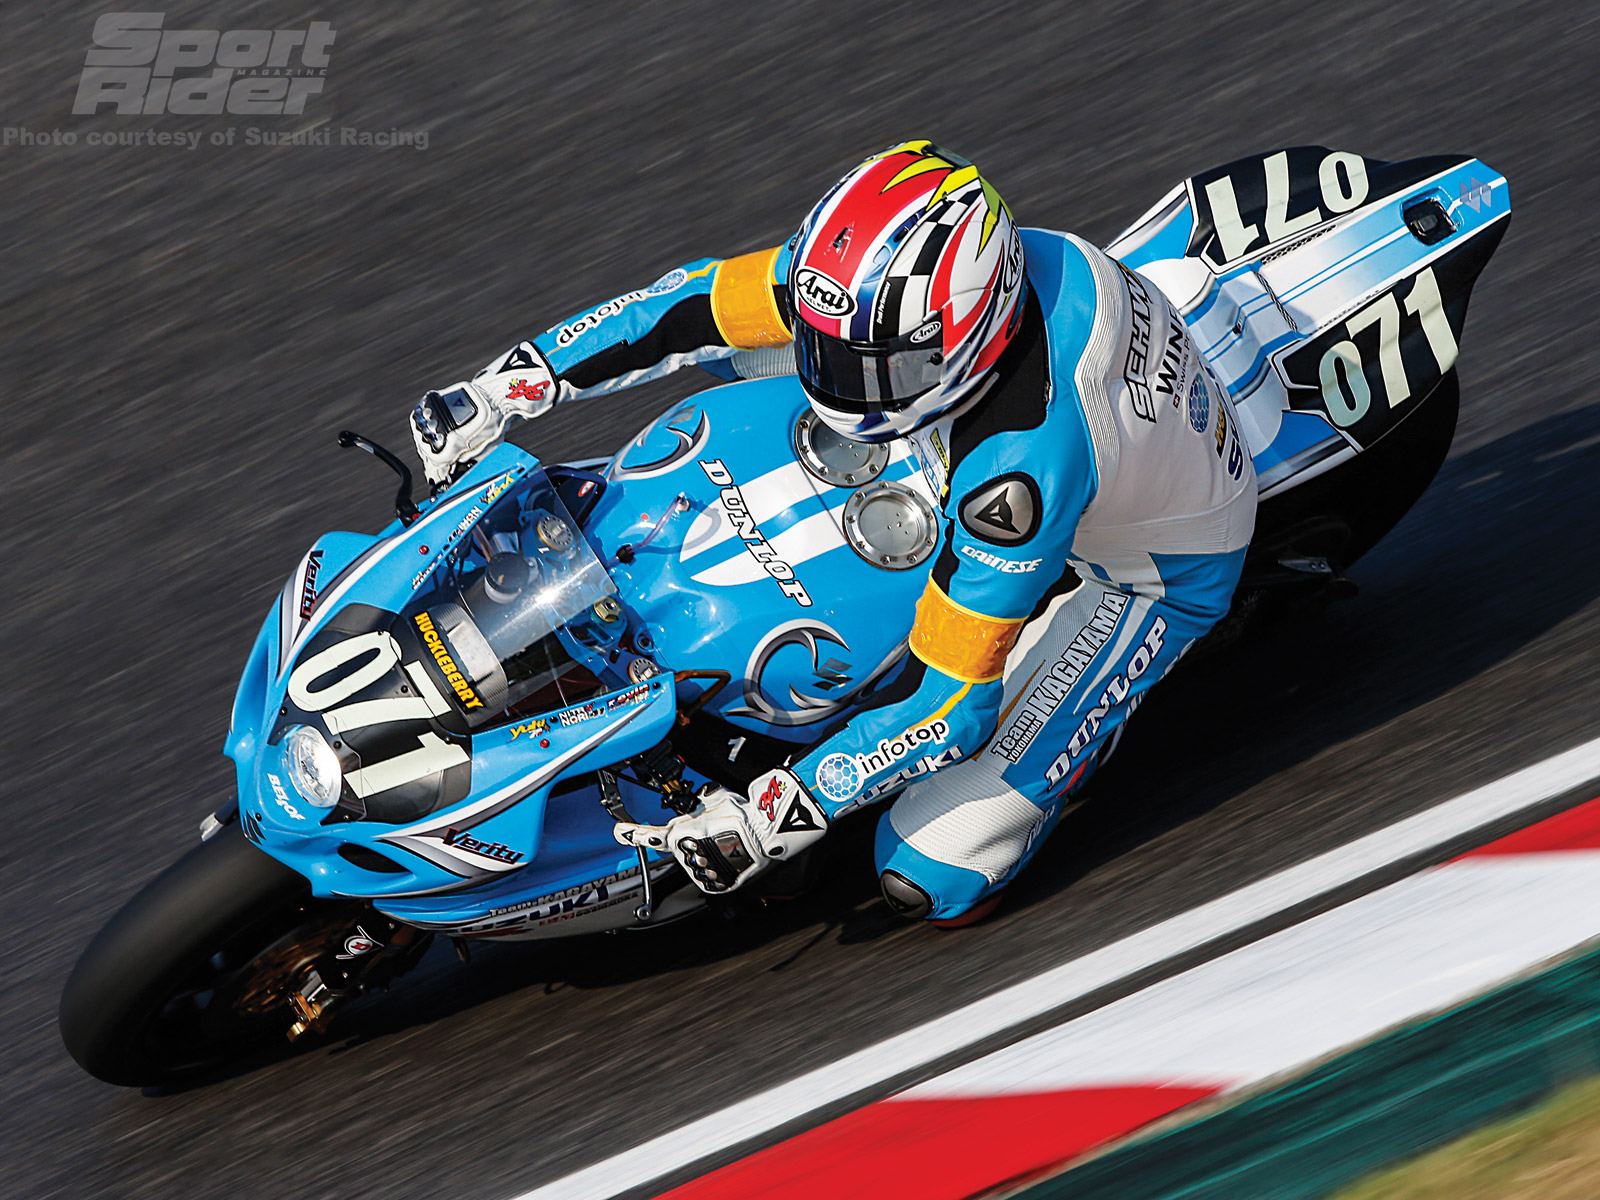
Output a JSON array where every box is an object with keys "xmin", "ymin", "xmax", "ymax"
[
  {"xmin": 1253, "ymin": 369, "xmax": 1460, "ymax": 570},
  {"xmin": 1196, "ymin": 371, "xmax": 1460, "ymax": 662},
  {"xmin": 59, "ymin": 824, "xmax": 358, "ymax": 1086}
]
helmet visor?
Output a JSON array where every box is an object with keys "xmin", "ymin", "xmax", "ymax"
[{"xmin": 792, "ymin": 321, "xmax": 945, "ymax": 414}]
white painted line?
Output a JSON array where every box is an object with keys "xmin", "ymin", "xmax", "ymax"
[
  {"xmin": 910, "ymin": 853, "xmax": 1600, "ymax": 1098},
  {"xmin": 518, "ymin": 735, "xmax": 1600, "ymax": 1200}
]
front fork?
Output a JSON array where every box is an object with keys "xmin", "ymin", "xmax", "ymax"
[
  {"xmin": 198, "ymin": 796, "xmax": 435, "ymax": 1041},
  {"xmin": 285, "ymin": 919, "xmax": 432, "ymax": 1040}
]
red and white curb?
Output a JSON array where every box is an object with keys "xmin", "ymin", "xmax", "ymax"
[{"xmin": 520, "ymin": 736, "xmax": 1600, "ymax": 1200}]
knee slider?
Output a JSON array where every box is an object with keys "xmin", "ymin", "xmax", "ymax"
[{"xmin": 879, "ymin": 869, "xmax": 933, "ymax": 920}]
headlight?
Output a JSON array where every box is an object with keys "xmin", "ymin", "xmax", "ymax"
[{"xmin": 284, "ymin": 724, "xmax": 343, "ymax": 808}]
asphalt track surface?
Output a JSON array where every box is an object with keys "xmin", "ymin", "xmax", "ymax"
[{"xmin": 3, "ymin": 3, "xmax": 1599, "ymax": 1197}]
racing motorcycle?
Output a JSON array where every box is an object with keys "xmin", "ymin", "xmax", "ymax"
[{"xmin": 60, "ymin": 147, "xmax": 1509, "ymax": 1086}]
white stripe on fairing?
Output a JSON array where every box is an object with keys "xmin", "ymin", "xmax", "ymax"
[
  {"xmin": 1276, "ymin": 225, "xmax": 1410, "ymax": 308},
  {"xmin": 907, "ymin": 851, "xmax": 1600, "ymax": 1098},
  {"xmin": 685, "ymin": 448, "xmax": 924, "ymax": 581},
  {"xmin": 887, "ymin": 441, "xmax": 916, "ymax": 460},
  {"xmin": 680, "ymin": 459, "xmax": 819, "ymax": 562},
  {"xmin": 1105, "ymin": 182, "xmax": 1190, "ymax": 261},
  {"xmin": 514, "ymin": 735, "xmax": 1600, "ymax": 1200},
  {"xmin": 380, "ymin": 698, "xmax": 654, "ymax": 841},
  {"xmin": 693, "ymin": 455, "xmax": 929, "ymax": 587},
  {"xmin": 691, "ymin": 504, "xmax": 851, "ymax": 588}
]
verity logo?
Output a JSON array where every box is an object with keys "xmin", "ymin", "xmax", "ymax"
[{"xmin": 74, "ymin": 13, "xmax": 336, "ymax": 116}]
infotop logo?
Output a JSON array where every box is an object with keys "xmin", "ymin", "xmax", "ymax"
[{"xmin": 73, "ymin": 13, "xmax": 336, "ymax": 116}]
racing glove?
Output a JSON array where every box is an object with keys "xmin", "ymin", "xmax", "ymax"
[
  {"xmin": 612, "ymin": 768, "xmax": 828, "ymax": 894},
  {"xmin": 410, "ymin": 341, "xmax": 560, "ymax": 486}
]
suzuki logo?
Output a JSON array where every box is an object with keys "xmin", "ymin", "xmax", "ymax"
[
  {"xmin": 611, "ymin": 406, "xmax": 709, "ymax": 480},
  {"xmin": 726, "ymin": 620, "xmax": 904, "ymax": 727},
  {"xmin": 811, "ymin": 657, "xmax": 853, "ymax": 691}
]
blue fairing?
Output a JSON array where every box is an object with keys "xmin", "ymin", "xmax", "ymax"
[
  {"xmin": 591, "ymin": 377, "xmax": 932, "ymax": 738},
  {"xmin": 226, "ymin": 449, "xmax": 685, "ymax": 918},
  {"xmin": 225, "ymin": 397, "xmax": 932, "ymax": 936}
]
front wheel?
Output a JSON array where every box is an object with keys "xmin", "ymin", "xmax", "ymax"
[{"xmin": 60, "ymin": 823, "xmax": 349, "ymax": 1086}]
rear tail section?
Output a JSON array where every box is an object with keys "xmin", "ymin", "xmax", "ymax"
[{"xmin": 1109, "ymin": 146, "xmax": 1509, "ymax": 503}]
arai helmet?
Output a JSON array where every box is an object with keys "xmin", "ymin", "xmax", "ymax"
[{"xmin": 788, "ymin": 141, "xmax": 1027, "ymax": 441}]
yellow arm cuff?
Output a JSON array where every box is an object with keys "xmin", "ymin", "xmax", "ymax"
[
  {"xmin": 711, "ymin": 246, "xmax": 791, "ymax": 350},
  {"xmin": 908, "ymin": 582, "xmax": 1025, "ymax": 684}
]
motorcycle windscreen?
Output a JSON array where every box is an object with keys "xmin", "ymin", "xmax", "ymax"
[{"xmin": 403, "ymin": 469, "xmax": 617, "ymax": 727}]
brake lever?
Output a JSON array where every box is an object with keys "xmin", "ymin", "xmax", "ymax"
[
  {"xmin": 596, "ymin": 768, "xmax": 634, "ymax": 823},
  {"xmin": 337, "ymin": 430, "xmax": 421, "ymax": 525},
  {"xmin": 596, "ymin": 769, "xmax": 657, "ymax": 921}
]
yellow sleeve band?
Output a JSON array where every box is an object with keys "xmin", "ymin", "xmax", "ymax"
[
  {"xmin": 908, "ymin": 582, "xmax": 1025, "ymax": 684},
  {"xmin": 710, "ymin": 246, "xmax": 791, "ymax": 350}
]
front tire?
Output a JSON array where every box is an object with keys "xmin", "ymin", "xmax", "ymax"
[{"xmin": 59, "ymin": 823, "xmax": 313, "ymax": 1086}]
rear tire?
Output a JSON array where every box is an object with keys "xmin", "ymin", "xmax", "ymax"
[
  {"xmin": 1253, "ymin": 369, "xmax": 1460, "ymax": 569},
  {"xmin": 59, "ymin": 824, "xmax": 311, "ymax": 1086},
  {"xmin": 1194, "ymin": 371, "xmax": 1460, "ymax": 661}
]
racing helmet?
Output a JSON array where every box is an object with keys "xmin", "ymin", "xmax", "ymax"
[{"xmin": 788, "ymin": 141, "xmax": 1027, "ymax": 441}]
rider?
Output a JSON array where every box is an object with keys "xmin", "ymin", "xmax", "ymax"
[{"xmin": 411, "ymin": 141, "xmax": 1256, "ymax": 924}]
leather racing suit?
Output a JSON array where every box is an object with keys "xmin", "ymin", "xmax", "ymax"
[{"xmin": 469, "ymin": 231, "xmax": 1256, "ymax": 919}]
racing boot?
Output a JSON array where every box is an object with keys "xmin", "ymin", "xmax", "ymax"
[{"xmin": 879, "ymin": 869, "xmax": 1002, "ymax": 928}]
